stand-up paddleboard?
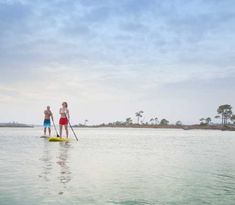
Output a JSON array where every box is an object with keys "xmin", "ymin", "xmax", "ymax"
[{"xmin": 48, "ymin": 137, "xmax": 70, "ymax": 142}]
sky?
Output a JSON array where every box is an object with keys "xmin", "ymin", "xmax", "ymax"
[{"xmin": 0, "ymin": 0, "xmax": 235, "ymax": 125}]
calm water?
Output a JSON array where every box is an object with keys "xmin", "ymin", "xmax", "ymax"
[{"xmin": 0, "ymin": 127, "xmax": 235, "ymax": 205}]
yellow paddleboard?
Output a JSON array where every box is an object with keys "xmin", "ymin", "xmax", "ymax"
[{"xmin": 48, "ymin": 137, "xmax": 70, "ymax": 142}]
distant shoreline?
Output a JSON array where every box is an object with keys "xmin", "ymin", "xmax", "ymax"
[
  {"xmin": 1, "ymin": 123, "xmax": 234, "ymax": 131},
  {"xmin": 74, "ymin": 124, "xmax": 235, "ymax": 131},
  {"xmin": 0, "ymin": 123, "xmax": 34, "ymax": 128}
]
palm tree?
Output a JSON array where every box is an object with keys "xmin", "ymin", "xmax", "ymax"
[
  {"xmin": 125, "ymin": 117, "xmax": 132, "ymax": 125},
  {"xmin": 149, "ymin": 118, "xmax": 154, "ymax": 125},
  {"xmin": 84, "ymin": 120, "xmax": 88, "ymax": 126},
  {"xmin": 135, "ymin": 111, "xmax": 144, "ymax": 124},
  {"xmin": 140, "ymin": 117, "xmax": 145, "ymax": 125},
  {"xmin": 205, "ymin": 117, "xmax": 212, "ymax": 125},
  {"xmin": 214, "ymin": 115, "xmax": 220, "ymax": 124},
  {"xmin": 231, "ymin": 115, "xmax": 235, "ymax": 124},
  {"xmin": 217, "ymin": 104, "xmax": 233, "ymax": 125},
  {"xmin": 200, "ymin": 118, "xmax": 205, "ymax": 125},
  {"xmin": 154, "ymin": 117, "xmax": 158, "ymax": 125}
]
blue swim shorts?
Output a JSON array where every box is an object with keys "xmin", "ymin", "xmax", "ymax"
[{"xmin": 43, "ymin": 119, "xmax": 51, "ymax": 128}]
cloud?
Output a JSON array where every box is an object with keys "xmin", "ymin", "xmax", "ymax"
[{"xmin": 0, "ymin": 0, "xmax": 235, "ymax": 124}]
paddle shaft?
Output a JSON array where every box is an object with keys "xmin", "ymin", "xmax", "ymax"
[
  {"xmin": 64, "ymin": 112, "xmax": 78, "ymax": 141},
  {"xmin": 68, "ymin": 121, "xmax": 78, "ymax": 141},
  {"xmin": 52, "ymin": 119, "xmax": 60, "ymax": 137}
]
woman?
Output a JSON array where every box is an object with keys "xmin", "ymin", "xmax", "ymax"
[{"xmin": 59, "ymin": 102, "xmax": 70, "ymax": 138}]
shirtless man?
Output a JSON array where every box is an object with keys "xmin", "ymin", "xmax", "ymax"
[{"xmin": 43, "ymin": 106, "xmax": 53, "ymax": 136}]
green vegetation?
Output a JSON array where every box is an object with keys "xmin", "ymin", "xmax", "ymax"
[
  {"xmin": 135, "ymin": 111, "xmax": 144, "ymax": 124},
  {"xmin": 125, "ymin": 117, "xmax": 133, "ymax": 125},
  {"xmin": 74, "ymin": 104, "xmax": 235, "ymax": 131},
  {"xmin": 199, "ymin": 104, "xmax": 234, "ymax": 126},
  {"xmin": 84, "ymin": 120, "xmax": 88, "ymax": 126},
  {"xmin": 176, "ymin": 121, "xmax": 182, "ymax": 126},
  {"xmin": 231, "ymin": 115, "xmax": 235, "ymax": 124},
  {"xmin": 199, "ymin": 117, "xmax": 212, "ymax": 125},
  {"xmin": 160, "ymin": 119, "xmax": 169, "ymax": 125},
  {"xmin": 216, "ymin": 104, "xmax": 233, "ymax": 125}
]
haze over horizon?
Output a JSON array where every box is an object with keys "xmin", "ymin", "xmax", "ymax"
[{"xmin": 0, "ymin": 0, "xmax": 235, "ymax": 125}]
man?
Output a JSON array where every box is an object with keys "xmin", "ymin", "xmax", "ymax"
[{"xmin": 43, "ymin": 106, "xmax": 53, "ymax": 136}]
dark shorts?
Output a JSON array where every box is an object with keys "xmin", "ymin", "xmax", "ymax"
[{"xmin": 43, "ymin": 119, "xmax": 51, "ymax": 128}]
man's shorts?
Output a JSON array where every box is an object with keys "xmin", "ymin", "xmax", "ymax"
[{"xmin": 43, "ymin": 119, "xmax": 51, "ymax": 128}]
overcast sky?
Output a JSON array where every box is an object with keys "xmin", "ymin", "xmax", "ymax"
[{"xmin": 0, "ymin": 0, "xmax": 235, "ymax": 125}]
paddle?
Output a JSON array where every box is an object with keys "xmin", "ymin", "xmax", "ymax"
[
  {"xmin": 68, "ymin": 120, "xmax": 78, "ymax": 141},
  {"xmin": 52, "ymin": 119, "xmax": 60, "ymax": 137},
  {"xmin": 64, "ymin": 112, "xmax": 78, "ymax": 141}
]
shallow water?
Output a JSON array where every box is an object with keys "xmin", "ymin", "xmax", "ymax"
[{"xmin": 0, "ymin": 127, "xmax": 235, "ymax": 205}]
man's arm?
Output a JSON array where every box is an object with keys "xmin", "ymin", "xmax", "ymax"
[{"xmin": 50, "ymin": 112, "xmax": 54, "ymax": 121}]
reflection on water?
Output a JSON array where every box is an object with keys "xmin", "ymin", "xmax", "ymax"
[
  {"xmin": 39, "ymin": 140, "xmax": 53, "ymax": 182},
  {"xmin": 38, "ymin": 141, "xmax": 72, "ymax": 195},
  {"xmin": 57, "ymin": 142, "xmax": 72, "ymax": 190}
]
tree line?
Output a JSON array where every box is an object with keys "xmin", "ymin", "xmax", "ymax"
[
  {"xmin": 78, "ymin": 104, "xmax": 235, "ymax": 127},
  {"xmin": 200, "ymin": 104, "xmax": 235, "ymax": 125},
  {"xmin": 97, "ymin": 111, "xmax": 177, "ymax": 127}
]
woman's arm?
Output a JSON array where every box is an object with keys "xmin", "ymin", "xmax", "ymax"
[{"xmin": 67, "ymin": 109, "xmax": 70, "ymax": 121}]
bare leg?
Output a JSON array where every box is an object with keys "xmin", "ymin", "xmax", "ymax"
[
  {"xmin": 44, "ymin": 128, "xmax": 46, "ymax": 136},
  {"xmin": 59, "ymin": 125, "xmax": 62, "ymax": 138},
  {"xmin": 49, "ymin": 128, "xmax": 51, "ymax": 136},
  {"xmin": 65, "ymin": 125, "xmax": 68, "ymax": 138}
]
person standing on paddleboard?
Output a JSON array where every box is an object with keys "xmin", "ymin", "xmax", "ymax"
[
  {"xmin": 59, "ymin": 102, "xmax": 70, "ymax": 138},
  {"xmin": 43, "ymin": 106, "xmax": 53, "ymax": 136}
]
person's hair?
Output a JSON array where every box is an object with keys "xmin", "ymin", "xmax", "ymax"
[{"xmin": 62, "ymin": 102, "xmax": 68, "ymax": 108}]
